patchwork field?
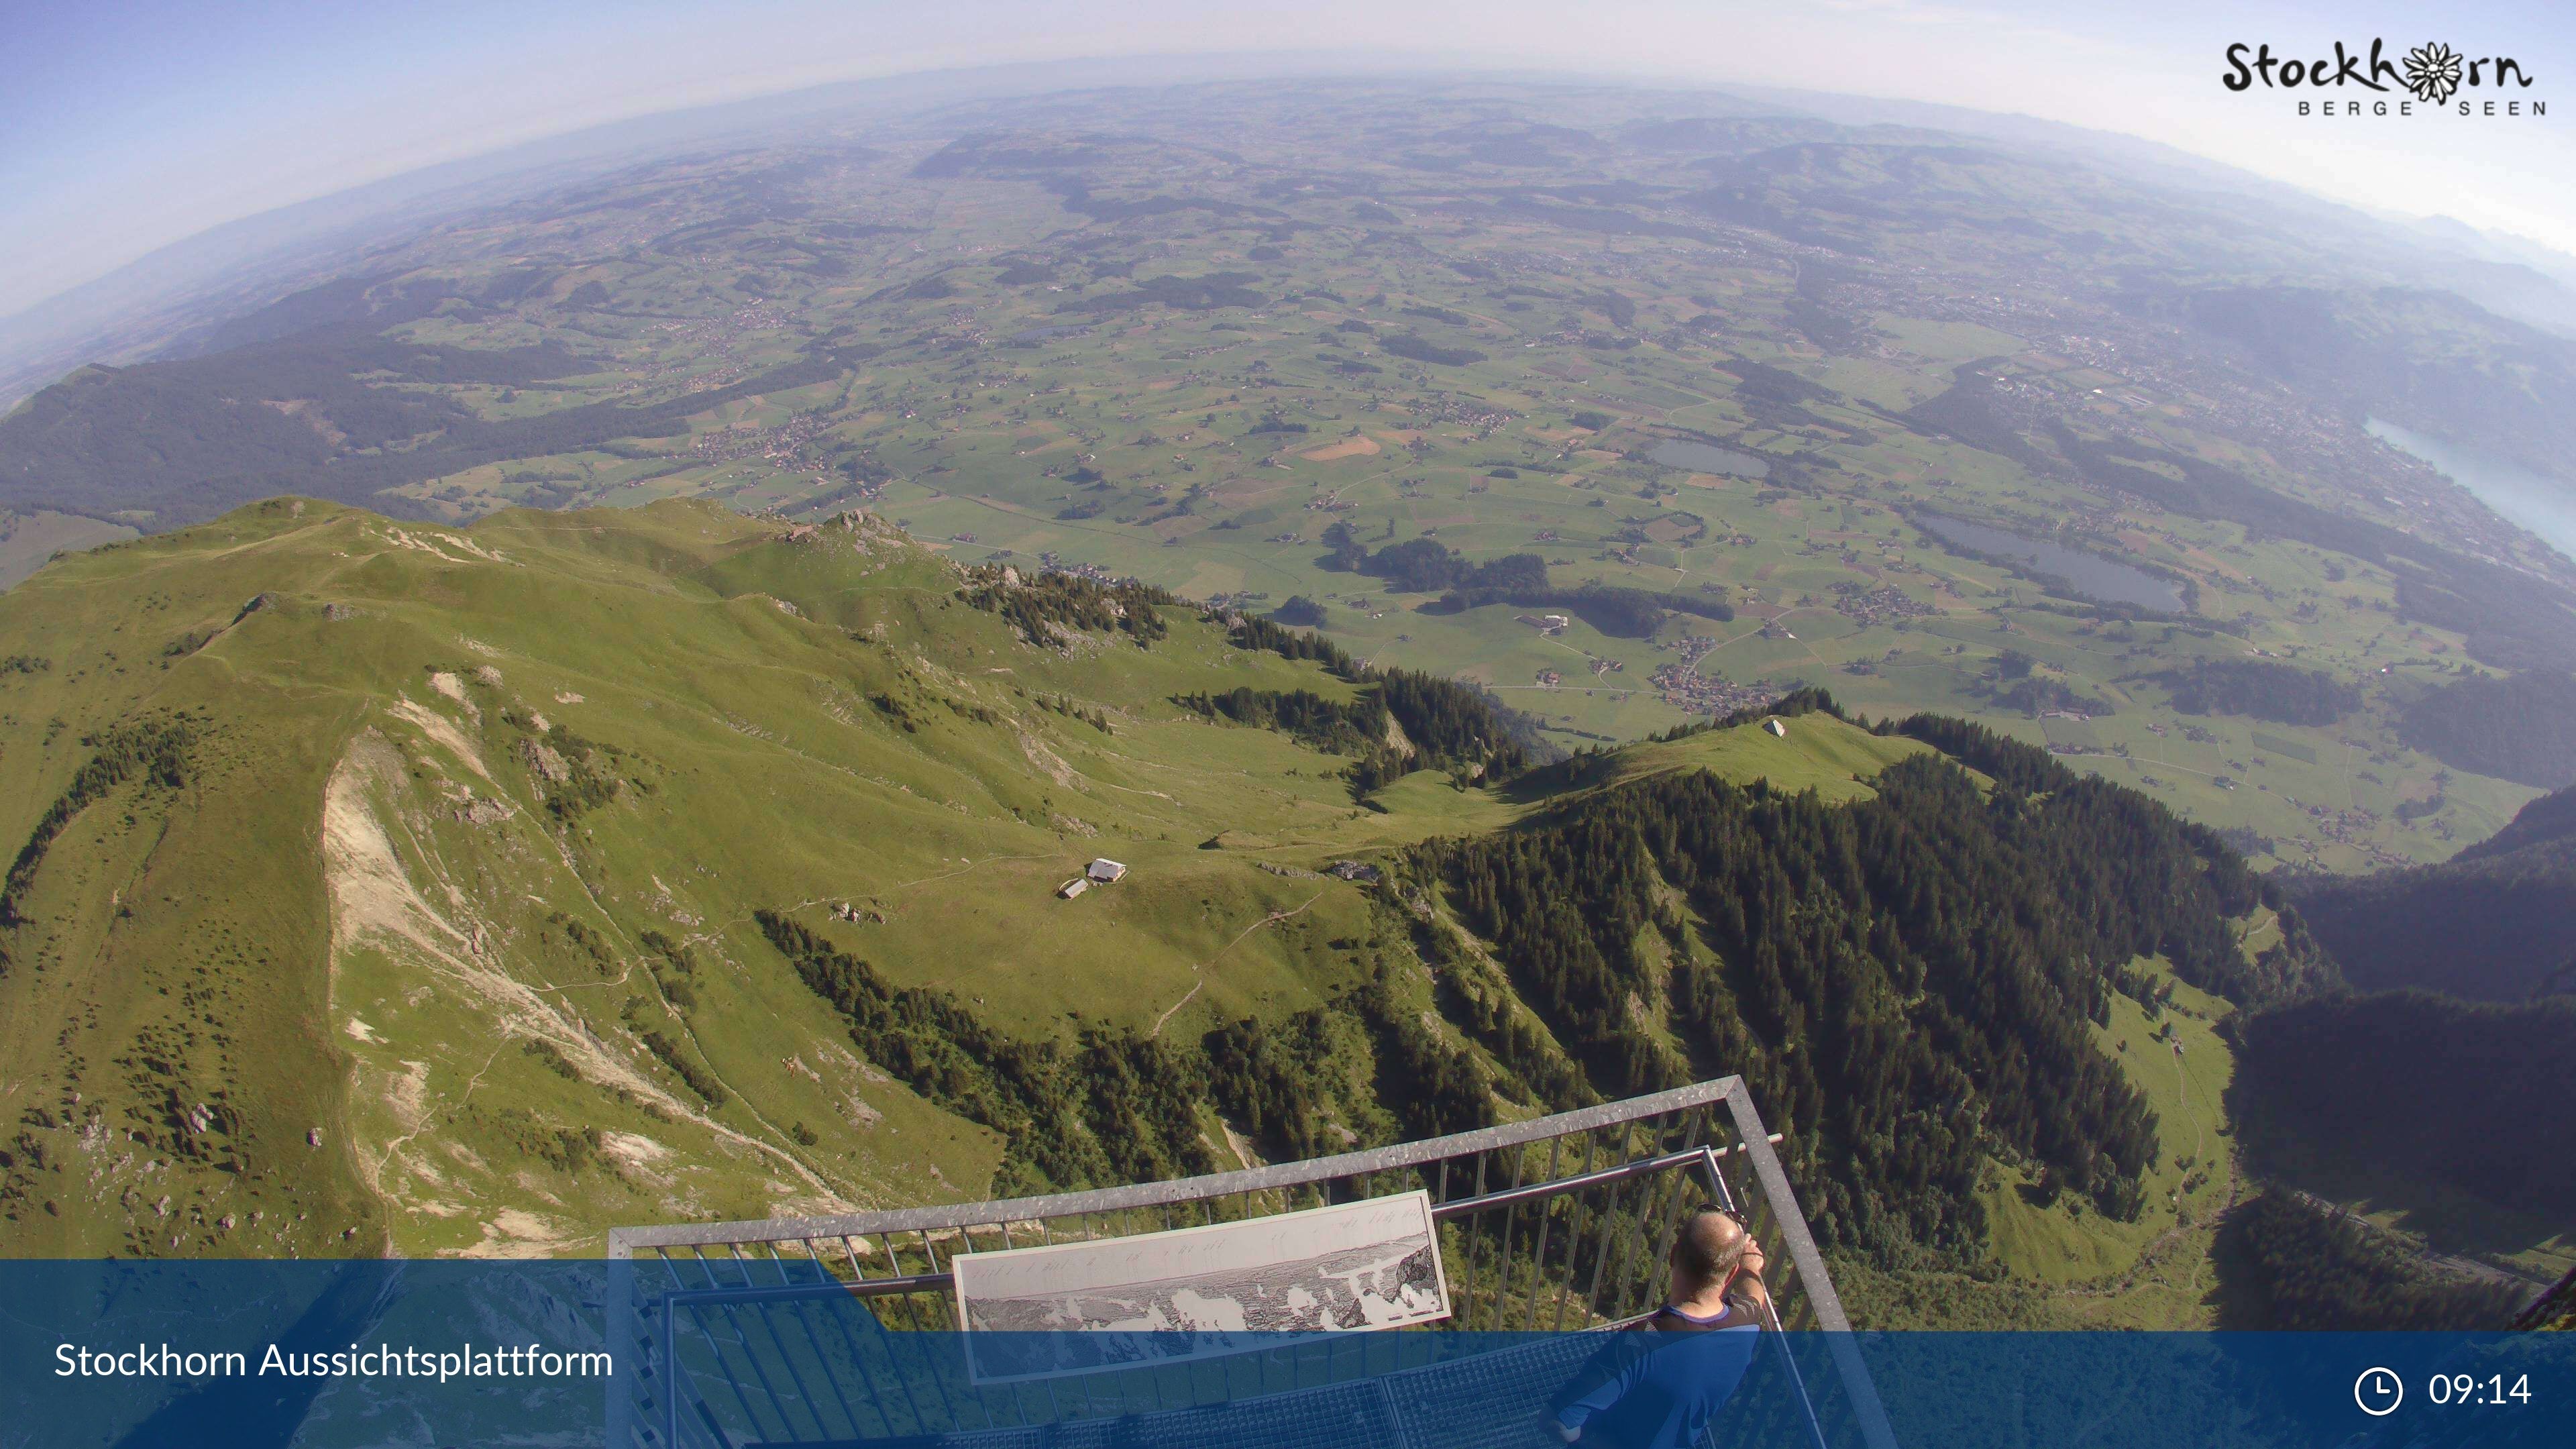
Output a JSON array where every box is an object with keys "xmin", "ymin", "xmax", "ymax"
[
  {"xmin": 10, "ymin": 80, "xmax": 2571, "ymax": 875},
  {"xmin": 1, "ymin": 78, "xmax": 2568, "ymax": 1335}
]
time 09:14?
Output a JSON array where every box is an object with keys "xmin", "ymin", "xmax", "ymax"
[{"xmin": 2428, "ymin": 1373, "xmax": 2531, "ymax": 1406}]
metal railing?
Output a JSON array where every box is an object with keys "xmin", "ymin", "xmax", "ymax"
[{"xmin": 605, "ymin": 1076, "xmax": 1899, "ymax": 1449}]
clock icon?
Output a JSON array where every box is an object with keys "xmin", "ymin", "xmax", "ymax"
[{"xmin": 2355, "ymin": 1366, "xmax": 2405, "ymax": 1417}]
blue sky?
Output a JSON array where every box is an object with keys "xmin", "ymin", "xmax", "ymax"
[{"xmin": 3, "ymin": 0, "xmax": 2572, "ymax": 320}]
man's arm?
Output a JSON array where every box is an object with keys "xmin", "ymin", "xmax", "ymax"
[{"xmin": 1731, "ymin": 1239, "xmax": 1772, "ymax": 1318}]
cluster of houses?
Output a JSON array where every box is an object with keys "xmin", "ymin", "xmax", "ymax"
[{"xmin": 1057, "ymin": 858, "xmax": 1128, "ymax": 899}]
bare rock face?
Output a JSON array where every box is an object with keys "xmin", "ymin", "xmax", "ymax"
[
  {"xmin": 458, "ymin": 796, "xmax": 515, "ymax": 826},
  {"xmin": 517, "ymin": 737, "xmax": 571, "ymax": 784},
  {"xmin": 472, "ymin": 664, "xmax": 506, "ymax": 688}
]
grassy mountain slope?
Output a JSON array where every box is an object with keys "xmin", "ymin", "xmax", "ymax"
[
  {"xmin": 1977, "ymin": 965, "xmax": 2240, "ymax": 1326},
  {"xmin": 0, "ymin": 498, "xmax": 1512, "ymax": 1254},
  {"xmin": 0, "ymin": 502, "xmax": 2342, "ymax": 1338},
  {"xmin": 1511, "ymin": 710, "xmax": 1936, "ymax": 805},
  {"xmin": 4, "ymin": 496, "xmax": 1929, "ymax": 1258}
]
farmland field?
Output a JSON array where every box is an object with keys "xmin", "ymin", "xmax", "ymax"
[{"xmin": 1, "ymin": 75, "xmax": 2570, "ymax": 1332}]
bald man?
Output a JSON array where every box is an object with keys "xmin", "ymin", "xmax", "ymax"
[
  {"xmin": 1650, "ymin": 1206, "xmax": 1770, "ymax": 1330},
  {"xmin": 1548, "ymin": 1207, "xmax": 1770, "ymax": 1446}
]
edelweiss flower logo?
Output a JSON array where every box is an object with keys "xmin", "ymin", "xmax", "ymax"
[{"xmin": 2404, "ymin": 42, "xmax": 2463, "ymax": 103}]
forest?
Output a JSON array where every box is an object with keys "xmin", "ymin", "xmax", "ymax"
[
  {"xmin": 1316, "ymin": 531, "xmax": 1733, "ymax": 636},
  {"xmin": 1326, "ymin": 531, "xmax": 1548, "ymax": 593},
  {"xmin": 1173, "ymin": 663, "xmax": 1530, "ymax": 794},
  {"xmin": 2395, "ymin": 669, "xmax": 2576, "ymax": 788},
  {"xmin": 757, "ymin": 910, "xmax": 1223, "ymax": 1193},
  {"xmin": 2289, "ymin": 784, "xmax": 2576, "ymax": 1000},
  {"xmin": 958, "ymin": 567, "xmax": 1177, "ymax": 648},
  {"xmin": 1379, "ymin": 333, "xmax": 1488, "ymax": 366},
  {"xmin": 2229, "ymin": 989, "xmax": 2576, "ymax": 1224},
  {"xmin": 2155, "ymin": 659, "xmax": 2359, "ymax": 726},
  {"xmin": 746, "ymin": 674, "xmax": 2386, "ymax": 1282},
  {"xmin": 0, "ymin": 315, "xmax": 861, "ymax": 526},
  {"xmin": 1426, "ymin": 706, "xmax": 2335, "ymax": 1260},
  {"xmin": 1057, "ymin": 271, "xmax": 1268, "ymax": 315},
  {"xmin": 1, "ymin": 712, "xmax": 200, "ymax": 946},
  {"xmin": 1173, "ymin": 686, "xmax": 1383, "ymax": 756},
  {"xmin": 1202, "ymin": 610, "xmax": 1538, "ymax": 789},
  {"xmin": 2212, "ymin": 1191, "xmax": 2528, "ymax": 1330},
  {"xmin": 1422, "ymin": 582, "xmax": 1734, "ymax": 638},
  {"xmin": 1267, "ymin": 595, "xmax": 1328, "ymax": 627},
  {"xmin": 759, "ymin": 911, "xmax": 1492, "ymax": 1191}
]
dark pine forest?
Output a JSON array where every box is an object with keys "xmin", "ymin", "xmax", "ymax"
[{"xmin": 1428, "ymin": 714, "xmax": 2333, "ymax": 1260}]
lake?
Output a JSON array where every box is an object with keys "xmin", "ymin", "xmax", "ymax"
[
  {"xmin": 1647, "ymin": 439, "xmax": 1770, "ymax": 479},
  {"xmin": 1917, "ymin": 513, "xmax": 2185, "ymax": 612},
  {"xmin": 2367, "ymin": 417, "xmax": 2576, "ymax": 563}
]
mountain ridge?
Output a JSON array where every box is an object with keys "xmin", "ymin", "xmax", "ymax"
[{"xmin": 0, "ymin": 497, "xmax": 2308, "ymax": 1295}]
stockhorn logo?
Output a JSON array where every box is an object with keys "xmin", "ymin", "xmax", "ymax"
[
  {"xmin": 2403, "ymin": 43, "xmax": 2464, "ymax": 104},
  {"xmin": 2222, "ymin": 39, "xmax": 2542, "ymax": 117}
]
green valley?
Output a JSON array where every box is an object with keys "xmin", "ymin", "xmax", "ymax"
[
  {"xmin": 0, "ymin": 495, "xmax": 2451, "ymax": 1336},
  {"xmin": 9, "ymin": 80, "xmax": 2575, "ymax": 879},
  {"xmin": 0, "ymin": 72, "xmax": 2568, "ymax": 1346}
]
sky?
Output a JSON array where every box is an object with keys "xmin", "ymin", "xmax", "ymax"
[{"xmin": 3, "ymin": 0, "xmax": 2573, "ymax": 321}]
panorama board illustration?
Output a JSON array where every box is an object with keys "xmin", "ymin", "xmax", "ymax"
[{"xmin": 951, "ymin": 1191, "xmax": 1450, "ymax": 1379}]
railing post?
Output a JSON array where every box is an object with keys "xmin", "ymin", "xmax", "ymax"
[
  {"xmin": 1721, "ymin": 1081, "xmax": 1902, "ymax": 1449},
  {"xmin": 605, "ymin": 1232, "xmax": 636, "ymax": 1449}
]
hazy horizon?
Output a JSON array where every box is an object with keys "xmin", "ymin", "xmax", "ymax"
[{"xmin": 5, "ymin": 1, "xmax": 2572, "ymax": 325}]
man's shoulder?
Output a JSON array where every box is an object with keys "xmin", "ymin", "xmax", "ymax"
[{"xmin": 1630, "ymin": 1301, "xmax": 1765, "ymax": 1334}]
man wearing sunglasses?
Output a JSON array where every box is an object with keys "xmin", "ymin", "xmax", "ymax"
[{"xmin": 1548, "ymin": 1205, "xmax": 1770, "ymax": 1446}]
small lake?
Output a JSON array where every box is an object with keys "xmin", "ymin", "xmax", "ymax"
[
  {"xmin": 2367, "ymin": 417, "xmax": 2576, "ymax": 563},
  {"xmin": 1918, "ymin": 513, "xmax": 2185, "ymax": 612},
  {"xmin": 1647, "ymin": 439, "xmax": 1770, "ymax": 479}
]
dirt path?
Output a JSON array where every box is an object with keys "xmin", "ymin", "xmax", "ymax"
[
  {"xmin": 1148, "ymin": 980, "xmax": 1204, "ymax": 1038},
  {"xmin": 1148, "ymin": 891, "xmax": 1326, "ymax": 1038}
]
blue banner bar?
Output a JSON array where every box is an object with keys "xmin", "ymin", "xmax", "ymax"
[{"xmin": 0, "ymin": 1262, "xmax": 2563, "ymax": 1448}]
